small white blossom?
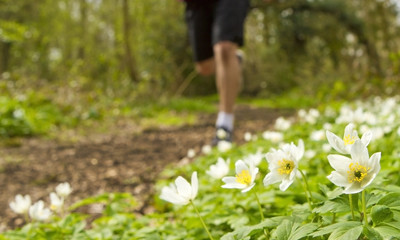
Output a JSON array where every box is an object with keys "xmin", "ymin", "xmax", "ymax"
[
  {"xmin": 262, "ymin": 131, "xmax": 283, "ymax": 143},
  {"xmin": 310, "ymin": 130, "xmax": 325, "ymax": 141},
  {"xmin": 275, "ymin": 117, "xmax": 291, "ymax": 131},
  {"xmin": 326, "ymin": 123, "xmax": 372, "ymax": 154},
  {"xmin": 243, "ymin": 150, "xmax": 265, "ymax": 167},
  {"xmin": 222, "ymin": 160, "xmax": 258, "ymax": 193},
  {"xmin": 322, "ymin": 143, "xmax": 332, "ymax": 152},
  {"xmin": 9, "ymin": 194, "xmax": 31, "ymax": 215},
  {"xmin": 206, "ymin": 158, "xmax": 230, "ymax": 179},
  {"xmin": 50, "ymin": 192, "xmax": 64, "ymax": 212},
  {"xmin": 160, "ymin": 172, "xmax": 198, "ymax": 205},
  {"xmin": 187, "ymin": 149, "xmax": 196, "ymax": 158},
  {"xmin": 218, "ymin": 141, "xmax": 232, "ymax": 152},
  {"xmin": 263, "ymin": 140, "xmax": 304, "ymax": 191},
  {"xmin": 29, "ymin": 200, "xmax": 52, "ymax": 221},
  {"xmin": 201, "ymin": 145, "xmax": 212, "ymax": 155},
  {"xmin": 327, "ymin": 140, "xmax": 381, "ymax": 194},
  {"xmin": 244, "ymin": 132, "xmax": 252, "ymax": 141},
  {"xmin": 55, "ymin": 182, "xmax": 73, "ymax": 198}
]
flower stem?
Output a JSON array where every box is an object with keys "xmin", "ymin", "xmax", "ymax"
[
  {"xmin": 362, "ymin": 190, "xmax": 368, "ymax": 226},
  {"xmin": 349, "ymin": 194, "xmax": 355, "ymax": 220},
  {"xmin": 190, "ymin": 201, "xmax": 214, "ymax": 240},
  {"xmin": 254, "ymin": 192, "xmax": 269, "ymax": 238},
  {"xmin": 254, "ymin": 192, "xmax": 264, "ymax": 221},
  {"xmin": 299, "ymin": 169, "xmax": 313, "ymax": 210}
]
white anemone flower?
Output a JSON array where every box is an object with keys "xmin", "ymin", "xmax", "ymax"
[
  {"xmin": 262, "ymin": 131, "xmax": 283, "ymax": 143},
  {"xmin": 50, "ymin": 192, "xmax": 64, "ymax": 212},
  {"xmin": 263, "ymin": 140, "xmax": 304, "ymax": 191},
  {"xmin": 244, "ymin": 132, "xmax": 252, "ymax": 141},
  {"xmin": 29, "ymin": 200, "xmax": 52, "ymax": 221},
  {"xmin": 275, "ymin": 117, "xmax": 291, "ymax": 131},
  {"xmin": 243, "ymin": 150, "xmax": 265, "ymax": 167},
  {"xmin": 160, "ymin": 172, "xmax": 198, "ymax": 205},
  {"xmin": 222, "ymin": 160, "xmax": 258, "ymax": 193},
  {"xmin": 327, "ymin": 140, "xmax": 381, "ymax": 194},
  {"xmin": 55, "ymin": 182, "xmax": 72, "ymax": 198},
  {"xmin": 9, "ymin": 194, "xmax": 31, "ymax": 214},
  {"xmin": 218, "ymin": 140, "xmax": 232, "ymax": 152},
  {"xmin": 201, "ymin": 145, "xmax": 212, "ymax": 155},
  {"xmin": 326, "ymin": 123, "xmax": 372, "ymax": 154},
  {"xmin": 206, "ymin": 158, "xmax": 230, "ymax": 179}
]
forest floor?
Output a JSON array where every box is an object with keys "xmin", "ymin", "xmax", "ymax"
[{"xmin": 0, "ymin": 105, "xmax": 293, "ymax": 231}]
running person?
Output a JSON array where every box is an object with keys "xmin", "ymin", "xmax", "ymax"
[{"xmin": 183, "ymin": 0, "xmax": 250, "ymax": 145}]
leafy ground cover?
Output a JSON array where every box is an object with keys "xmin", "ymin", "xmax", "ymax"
[{"xmin": 2, "ymin": 95, "xmax": 400, "ymax": 239}]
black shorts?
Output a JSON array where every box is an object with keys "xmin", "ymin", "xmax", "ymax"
[{"xmin": 185, "ymin": 0, "xmax": 250, "ymax": 62}]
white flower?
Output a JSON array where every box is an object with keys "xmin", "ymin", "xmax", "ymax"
[
  {"xmin": 218, "ymin": 140, "xmax": 232, "ymax": 152},
  {"xmin": 222, "ymin": 160, "xmax": 259, "ymax": 193},
  {"xmin": 322, "ymin": 143, "xmax": 332, "ymax": 152},
  {"xmin": 326, "ymin": 123, "xmax": 372, "ymax": 154},
  {"xmin": 9, "ymin": 194, "xmax": 31, "ymax": 214},
  {"xmin": 327, "ymin": 140, "xmax": 381, "ymax": 194},
  {"xmin": 310, "ymin": 130, "xmax": 325, "ymax": 141},
  {"xmin": 206, "ymin": 158, "xmax": 230, "ymax": 179},
  {"xmin": 201, "ymin": 145, "xmax": 212, "ymax": 155},
  {"xmin": 187, "ymin": 149, "xmax": 196, "ymax": 158},
  {"xmin": 243, "ymin": 150, "xmax": 264, "ymax": 167},
  {"xmin": 263, "ymin": 140, "xmax": 304, "ymax": 191},
  {"xmin": 244, "ymin": 132, "xmax": 252, "ymax": 141},
  {"xmin": 50, "ymin": 192, "xmax": 64, "ymax": 212},
  {"xmin": 29, "ymin": 200, "xmax": 52, "ymax": 221},
  {"xmin": 262, "ymin": 131, "xmax": 283, "ymax": 143},
  {"xmin": 305, "ymin": 150, "xmax": 316, "ymax": 159},
  {"xmin": 160, "ymin": 172, "xmax": 198, "ymax": 205},
  {"xmin": 275, "ymin": 117, "xmax": 291, "ymax": 131},
  {"xmin": 55, "ymin": 182, "xmax": 72, "ymax": 198}
]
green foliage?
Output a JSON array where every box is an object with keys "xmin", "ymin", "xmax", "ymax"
[{"xmin": 3, "ymin": 95, "xmax": 400, "ymax": 239}]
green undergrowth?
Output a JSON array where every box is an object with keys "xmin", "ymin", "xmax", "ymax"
[
  {"xmin": 2, "ymin": 95, "xmax": 400, "ymax": 239},
  {"xmin": 0, "ymin": 85, "xmax": 323, "ymax": 144}
]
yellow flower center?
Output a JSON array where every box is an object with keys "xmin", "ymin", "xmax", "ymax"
[
  {"xmin": 347, "ymin": 162, "xmax": 369, "ymax": 183},
  {"xmin": 236, "ymin": 170, "xmax": 251, "ymax": 185},
  {"xmin": 343, "ymin": 134, "xmax": 357, "ymax": 145},
  {"xmin": 278, "ymin": 159, "xmax": 294, "ymax": 175}
]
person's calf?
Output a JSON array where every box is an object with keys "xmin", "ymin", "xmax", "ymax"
[{"xmin": 195, "ymin": 58, "xmax": 215, "ymax": 76}]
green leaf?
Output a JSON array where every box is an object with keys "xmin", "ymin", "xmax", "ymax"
[
  {"xmin": 328, "ymin": 225, "xmax": 363, "ymax": 240},
  {"xmin": 221, "ymin": 217, "xmax": 284, "ymax": 240},
  {"xmin": 377, "ymin": 193, "xmax": 400, "ymax": 208},
  {"xmin": 371, "ymin": 205, "xmax": 393, "ymax": 225},
  {"xmin": 311, "ymin": 221, "xmax": 361, "ymax": 237},
  {"xmin": 363, "ymin": 226, "xmax": 384, "ymax": 240},
  {"xmin": 375, "ymin": 222, "xmax": 400, "ymax": 239},
  {"xmin": 273, "ymin": 219, "xmax": 318, "ymax": 240}
]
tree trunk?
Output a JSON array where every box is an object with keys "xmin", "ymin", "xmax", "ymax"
[
  {"xmin": 122, "ymin": 0, "xmax": 139, "ymax": 83},
  {"xmin": 0, "ymin": 42, "xmax": 11, "ymax": 74}
]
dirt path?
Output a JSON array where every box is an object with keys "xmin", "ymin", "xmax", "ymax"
[{"xmin": 0, "ymin": 105, "xmax": 292, "ymax": 231}]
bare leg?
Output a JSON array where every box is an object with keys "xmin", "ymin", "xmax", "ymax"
[
  {"xmin": 213, "ymin": 41, "xmax": 240, "ymax": 115},
  {"xmin": 195, "ymin": 58, "xmax": 215, "ymax": 76}
]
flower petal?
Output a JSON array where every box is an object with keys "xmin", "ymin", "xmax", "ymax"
[
  {"xmin": 241, "ymin": 183, "xmax": 255, "ymax": 193},
  {"xmin": 235, "ymin": 160, "xmax": 248, "ymax": 174},
  {"xmin": 343, "ymin": 183, "xmax": 363, "ymax": 194},
  {"xmin": 191, "ymin": 171, "xmax": 198, "ymax": 200},
  {"xmin": 263, "ymin": 172, "xmax": 282, "ymax": 186},
  {"xmin": 222, "ymin": 177, "xmax": 246, "ymax": 189},
  {"xmin": 160, "ymin": 186, "xmax": 188, "ymax": 205},
  {"xmin": 361, "ymin": 131, "xmax": 372, "ymax": 146},
  {"xmin": 326, "ymin": 130, "xmax": 347, "ymax": 154},
  {"xmin": 279, "ymin": 179, "xmax": 293, "ymax": 191},
  {"xmin": 327, "ymin": 154, "xmax": 351, "ymax": 173},
  {"xmin": 350, "ymin": 140, "xmax": 369, "ymax": 165},
  {"xmin": 327, "ymin": 171, "xmax": 349, "ymax": 187},
  {"xmin": 175, "ymin": 176, "xmax": 192, "ymax": 200}
]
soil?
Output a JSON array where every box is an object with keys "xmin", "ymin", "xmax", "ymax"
[{"xmin": 0, "ymin": 105, "xmax": 292, "ymax": 231}]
